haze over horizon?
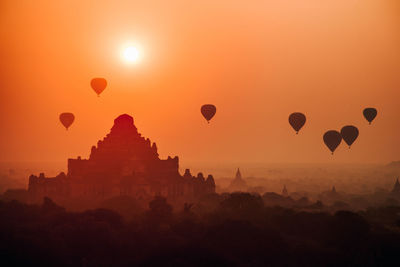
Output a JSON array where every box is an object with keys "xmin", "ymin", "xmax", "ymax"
[{"xmin": 1, "ymin": 0, "xmax": 399, "ymax": 165}]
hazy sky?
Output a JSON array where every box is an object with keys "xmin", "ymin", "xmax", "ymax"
[{"xmin": 0, "ymin": 0, "xmax": 399, "ymax": 166}]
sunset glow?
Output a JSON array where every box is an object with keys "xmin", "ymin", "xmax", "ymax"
[
  {"xmin": 123, "ymin": 45, "xmax": 140, "ymax": 63},
  {"xmin": 0, "ymin": 0, "xmax": 399, "ymax": 164}
]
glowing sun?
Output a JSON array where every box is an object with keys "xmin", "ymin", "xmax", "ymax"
[{"xmin": 123, "ymin": 46, "xmax": 140, "ymax": 63}]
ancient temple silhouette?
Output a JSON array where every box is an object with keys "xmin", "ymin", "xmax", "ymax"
[
  {"xmin": 391, "ymin": 178, "xmax": 400, "ymax": 196},
  {"xmin": 228, "ymin": 168, "xmax": 247, "ymax": 192},
  {"xmin": 331, "ymin": 186, "xmax": 337, "ymax": 194},
  {"xmin": 28, "ymin": 114, "xmax": 215, "ymax": 202},
  {"xmin": 282, "ymin": 185, "xmax": 288, "ymax": 197}
]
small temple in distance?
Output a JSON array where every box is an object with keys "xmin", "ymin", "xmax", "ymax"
[
  {"xmin": 28, "ymin": 114, "xmax": 215, "ymax": 203},
  {"xmin": 228, "ymin": 168, "xmax": 247, "ymax": 192},
  {"xmin": 391, "ymin": 178, "xmax": 400, "ymax": 196},
  {"xmin": 282, "ymin": 185, "xmax": 288, "ymax": 197}
]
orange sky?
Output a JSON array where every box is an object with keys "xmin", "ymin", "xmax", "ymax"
[{"xmin": 0, "ymin": 0, "xmax": 399, "ymax": 166}]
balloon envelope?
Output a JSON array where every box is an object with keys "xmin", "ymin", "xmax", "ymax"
[
  {"xmin": 59, "ymin": 113, "xmax": 75, "ymax": 130},
  {"xmin": 201, "ymin": 104, "xmax": 216, "ymax": 123},
  {"xmin": 323, "ymin": 130, "xmax": 342, "ymax": 154},
  {"xmin": 363, "ymin": 108, "xmax": 377, "ymax": 125},
  {"xmin": 289, "ymin": 112, "xmax": 306, "ymax": 134},
  {"xmin": 90, "ymin": 78, "xmax": 107, "ymax": 96},
  {"xmin": 340, "ymin": 125, "xmax": 359, "ymax": 148}
]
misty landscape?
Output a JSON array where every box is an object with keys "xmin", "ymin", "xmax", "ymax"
[{"xmin": 2, "ymin": 157, "xmax": 400, "ymax": 265}]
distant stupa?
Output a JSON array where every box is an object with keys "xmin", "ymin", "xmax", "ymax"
[
  {"xmin": 236, "ymin": 168, "xmax": 242, "ymax": 179},
  {"xmin": 282, "ymin": 185, "xmax": 288, "ymax": 197},
  {"xmin": 392, "ymin": 178, "xmax": 400, "ymax": 195},
  {"xmin": 228, "ymin": 168, "xmax": 247, "ymax": 192}
]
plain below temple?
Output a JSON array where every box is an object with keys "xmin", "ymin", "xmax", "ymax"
[{"xmin": 28, "ymin": 114, "xmax": 215, "ymax": 202}]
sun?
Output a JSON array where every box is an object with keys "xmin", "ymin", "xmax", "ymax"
[{"xmin": 123, "ymin": 46, "xmax": 140, "ymax": 63}]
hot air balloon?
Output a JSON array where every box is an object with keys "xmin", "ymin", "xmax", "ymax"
[
  {"xmin": 201, "ymin": 104, "xmax": 216, "ymax": 123},
  {"xmin": 289, "ymin": 112, "xmax": 306, "ymax": 134},
  {"xmin": 323, "ymin": 130, "xmax": 342, "ymax": 155},
  {"xmin": 363, "ymin": 108, "xmax": 377, "ymax": 125},
  {"xmin": 59, "ymin": 113, "xmax": 75, "ymax": 130},
  {"xmin": 90, "ymin": 78, "xmax": 107, "ymax": 96},
  {"xmin": 340, "ymin": 125, "xmax": 359, "ymax": 148}
]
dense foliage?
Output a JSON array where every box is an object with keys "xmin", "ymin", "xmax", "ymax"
[{"xmin": 1, "ymin": 193, "xmax": 400, "ymax": 266}]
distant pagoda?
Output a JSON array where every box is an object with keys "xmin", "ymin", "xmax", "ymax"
[
  {"xmin": 332, "ymin": 186, "xmax": 337, "ymax": 194},
  {"xmin": 228, "ymin": 168, "xmax": 247, "ymax": 192},
  {"xmin": 282, "ymin": 185, "xmax": 288, "ymax": 197},
  {"xmin": 391, "ymin": 178, "xmax": 400, "ymax": 195}
]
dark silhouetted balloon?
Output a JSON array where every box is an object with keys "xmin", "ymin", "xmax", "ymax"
[
  {"xmin": 340, "ymin": 125, "xmax": 359, "ymax": 148},
  {"xmin": 91, "ymin": 78, "xmax": 107, "ymax": 96},
  {"xmin": 201, "ymin": 104, "xmax": 216, "ymax": 123},
  {"xmin": 59, "ymin": 113, "xmax": 75, "ymax": 130},
  {"xmin": 363, "ymin": 108, "xmax": 377, "ymax": 125},
  {"xmin": 323, "ymin": 130, "xmax": 342, "ymax": 155},
  {"xmin": 289, "ymin": 112, "xmax": 306, "ymax": 134}
]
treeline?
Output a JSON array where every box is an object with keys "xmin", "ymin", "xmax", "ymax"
[{"xmin": 1, "ymin": 193, "xmax": 400, "ymax": 266}]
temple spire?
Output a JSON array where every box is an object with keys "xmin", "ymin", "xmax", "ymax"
[
  {"xmin": 282, "ymin": 185, "xmax": 288, "ymax": 196},
  {"xmin": 392, "ymin": 178, "xmax": 400, "ymax": 194},
  {"xmin": 235, "ymin": 168, "xmax": 242, "ymax": 179}
]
